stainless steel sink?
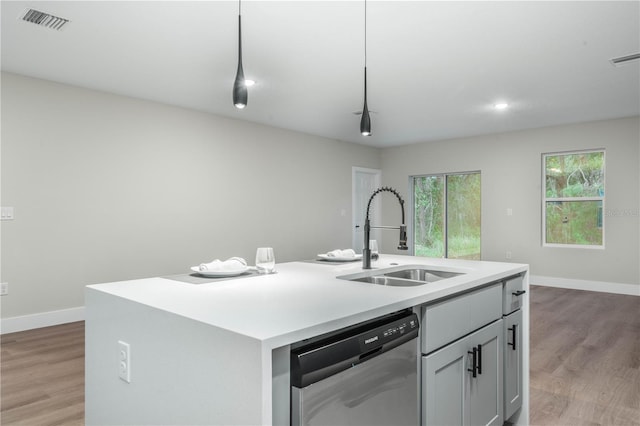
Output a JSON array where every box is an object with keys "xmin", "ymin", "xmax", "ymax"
[
  {"xmin": 384, "ymin": 268, "xmax": 462, "ymax": 282},
  {"xmin": 350, "ymin": 275, "xmax": 427, "ymax": 287},
  {"xmin": 338, "ymin": 265, "xmax": 465, "ymax": 287}
]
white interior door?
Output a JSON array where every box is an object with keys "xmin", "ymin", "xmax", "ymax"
[{"xmin": 352, "ymin": 167, "xmax": 382, "ymax": 253}]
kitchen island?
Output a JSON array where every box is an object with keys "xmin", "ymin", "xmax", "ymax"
[{"xmin": 85, "ymin": 255, "xmax": 529, "ymax": 425}]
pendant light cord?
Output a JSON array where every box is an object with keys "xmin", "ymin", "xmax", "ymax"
[
  {"xmin": 237, "ymin": 0, "xmax": 242, "ymax": 64},
  {"xmin": 364, "ymin": 0, "xmax": 367, "ymax": 68}
]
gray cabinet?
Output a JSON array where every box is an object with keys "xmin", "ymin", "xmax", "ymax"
[
  {"xmin": 502, "ymin": 274, "xmax": 524, "ymax": 422},
  {"xmin": 422, "ymin": 319, "xmax": 503, "ymax": 426},
  {"xmin": 502, "ymin": 275, "xmax": 525, "ymax": 314},
  {"xmin": 503, "ymin": 306, "xmax": 523, "ymax": 421}
]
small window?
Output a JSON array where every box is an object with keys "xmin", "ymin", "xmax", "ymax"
[{"xmin": 543, "ymin": 150, "xmax": 605, "ymax": 248}]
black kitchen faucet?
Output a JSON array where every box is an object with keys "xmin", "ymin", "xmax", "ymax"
[{"xmin": 363, "ymin": 186, "xmax": 408, "ymax": 269}]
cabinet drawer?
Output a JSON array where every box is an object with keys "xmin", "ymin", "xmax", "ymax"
[
  {"xmin": 421, "ymin": 283, "xmax": 502, "ymax": 354},
  {"xmin": 502, "ymin": 275, "xmax": 525, "ymax": 315}
]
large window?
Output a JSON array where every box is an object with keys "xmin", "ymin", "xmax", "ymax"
[
  {"xmin": 413, "ymin": 172, "xmax": 481, "ymax": 259},
  {"xmin": 543, "ymin": 150, "xmax": 605, "ymax": 247}
]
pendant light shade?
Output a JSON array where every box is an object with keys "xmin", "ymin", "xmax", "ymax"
[
  {"xmin": 233, "ymin": 4, "xmax": 248, "ymax": 109},
  {"xmin": 360, "ymin": 0, "xmax": 371, "ymax": 136},
  {"xmin": 360, "ymin": 67, "xmax": 371, "ymax": 136}
]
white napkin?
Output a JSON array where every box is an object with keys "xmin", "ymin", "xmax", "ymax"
[
  {"xmin": 199, "ymin": 257, "xmax": 247, "ymax": 272},
  {"xmin": 326, "ymin": 249, "xmax": 356, "ymax": 258}
]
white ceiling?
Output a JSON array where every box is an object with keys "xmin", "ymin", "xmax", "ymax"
[{"xmin": 2, "ymin": 1, "xmax": 639, "ymax": 147}]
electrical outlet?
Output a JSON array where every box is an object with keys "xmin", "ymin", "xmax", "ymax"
[
  {"xmin": 0, "ymin": 282, "xmax": 8, "ymax": 296},
  {"xmin": 506, "ymin": 251, "xmax": 512, "ymax": 260},
  {"xmin": 118, "ymin": 341, "xmax": 131, "ymax": 383}
]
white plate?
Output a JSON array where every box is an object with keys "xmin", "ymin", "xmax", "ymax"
[
  {"xmin": 190, "ymin": 266, "xmax": 250, "ymax": 277},
  {"xmin": 317, "ymin": 254, "xmax": 363, "ymax": 262}
]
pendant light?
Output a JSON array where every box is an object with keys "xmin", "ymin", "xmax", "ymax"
[
  {"xmin": 233, "ymin": 0, "xmax": 248, "ymax": 109},
  {"xmin": 360, "ymin": 0, "xmax": 371, "ymax": 136}
]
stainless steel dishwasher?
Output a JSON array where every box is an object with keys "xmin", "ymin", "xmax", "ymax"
[{"xmin": 290, "ymin": 309, "xmax": 419, "ymax": 426}]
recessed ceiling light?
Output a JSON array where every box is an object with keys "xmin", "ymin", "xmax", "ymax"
[
  {"xmin": 494, "ymin": 103, "xmax": 509, "ymax": 110},
  {"xmin": 244, "ymin": 79, "xmax": 255, "ymax": 87}
]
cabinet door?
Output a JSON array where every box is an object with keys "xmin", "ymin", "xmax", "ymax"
[
  {"xmin": 422, "ymin": 335, "xmax": 466, "ymax": 426},
  {"xmin": 503, "ymin": 310, "xmax": 523, "ymax": 421},
  {"xmin": 466, "ymin": 320, "xmax": 503, "ymax": 426},
  {"xmin": 422, "ymin": 320, "xmax": 503, "ymax": 426}
]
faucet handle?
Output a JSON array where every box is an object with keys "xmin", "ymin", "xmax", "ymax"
[{"xmin": 398, "ymin": 225, "xmax": 408, "ymax": 250}]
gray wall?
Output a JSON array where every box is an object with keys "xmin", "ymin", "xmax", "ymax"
[
  {"xmin": 380, "ymin": 117, "xmax": 640, "ymax": 287},
  {"xmin": 0, "ymin": 72, "xmax": 380, "ymax": 319},
  {"xmin": 2, "ymin": 71, "xmax": 638, "ymax": 321}
]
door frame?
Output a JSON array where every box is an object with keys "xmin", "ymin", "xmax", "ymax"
[{"xmin": 352, "ymin": 167, "xmax": 382, "ymax": 252}]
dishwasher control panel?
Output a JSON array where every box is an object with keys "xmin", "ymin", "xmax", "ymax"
[{"xmin": 359, "ymin": 312, "xmax": 419, "ymax": 352}]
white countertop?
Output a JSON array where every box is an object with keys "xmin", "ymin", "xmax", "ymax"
[{"xmin": 86, "ymin": 255, "xmax": 527, "ymax": 349}]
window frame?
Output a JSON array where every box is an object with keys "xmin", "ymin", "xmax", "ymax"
[{"xmin": 542, "ymin": 149, "xmax": 606, "ymax": 249}]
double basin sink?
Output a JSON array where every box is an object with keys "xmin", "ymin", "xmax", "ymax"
[{"xmin": 338, "ymin": 264, "xmax": 465, "ymax": 287}]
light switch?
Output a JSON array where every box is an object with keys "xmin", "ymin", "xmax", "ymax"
[
  {"xmin": 506, "ymin": 208, "xmax": 513, "ymax": 216},
  {"xmin": 1, "ymin": 207, "xmax": 14, "ymax": 220}
]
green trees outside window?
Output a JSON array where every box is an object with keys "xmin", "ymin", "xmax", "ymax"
[
  {"xmin": 414, "ymin": 172, "xmax": 481, "ymax": 259},
  {"xmin": 543, "ymin": 150, "xmax": 605, "ymax": 247}
]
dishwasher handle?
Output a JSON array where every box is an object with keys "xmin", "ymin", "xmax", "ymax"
[{"xmin": 359, "ymin": 346, "xmax": 383, "ymax": 362}]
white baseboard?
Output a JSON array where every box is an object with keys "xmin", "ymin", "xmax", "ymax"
[
  {"xmin": 1, "ymin": 306, "xmax": 85, "ymax": 334},
  {"xmin": 530, "ymin": 275, "xmax": 640, "ymax": 296}
]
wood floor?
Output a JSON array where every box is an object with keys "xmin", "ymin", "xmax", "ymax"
[
  {"xmin": 1, "ymin": 321, "xmax": 84, "ymax": 425},
  {"xmin": 529, "ymin": 286, "xmax": 639, "ymax": 426},
  {"xmin": 1, "ymin": 286, "xmax": 638, "ymax": 425}
]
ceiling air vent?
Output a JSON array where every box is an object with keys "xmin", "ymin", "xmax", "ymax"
[
  {"xmin": 20, "ymin": 8, "xmax": 70, "ymax": 31},
  {"xmin": 610, "ymin": 53, "xmax": 640, "ymax": 67}
]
